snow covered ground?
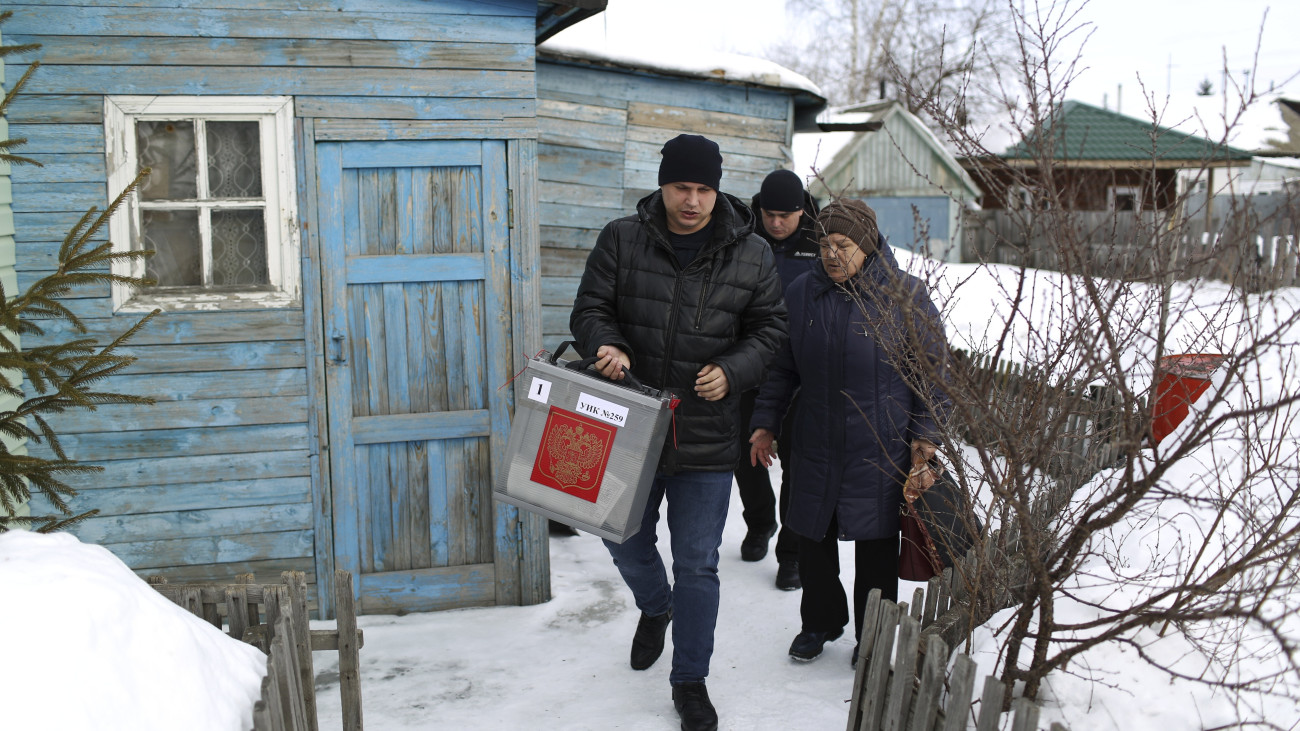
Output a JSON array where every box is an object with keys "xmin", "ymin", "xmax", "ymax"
[
  {"xmin": 0, "ymin": 531, "xmax": 266, "ymax": 731},
  {"xmin": 5, "ymin": 255, "xmax": 1299, "ymax": 730},
  {"xmin": 308, "ymin": 483, "xmax": 887, "ymax": 731}
]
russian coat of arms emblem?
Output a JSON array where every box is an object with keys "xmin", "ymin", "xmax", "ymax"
[{"xmin": 530, "ymin": 406, "xmax": 616, "ymax": 502}]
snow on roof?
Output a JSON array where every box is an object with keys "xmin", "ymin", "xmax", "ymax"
[
  {"xmin": 539, "ymin": 37, "xmax": 823, "ymax": 97},
  {"xmin": 792, "ymin": 131, "xmax": 854, "ymax": 185},
  {"xmin": 1264, "ymin": 156, "xmax": 1300, "ymax": 170},
  {"xmin": 791, "ymin": 106, "xmax": 890, "ymax": 184}
]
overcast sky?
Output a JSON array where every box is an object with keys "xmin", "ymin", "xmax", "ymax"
[{"xmin": 550, "ymin": 0, "xmax": 1300, "ymax": 110}]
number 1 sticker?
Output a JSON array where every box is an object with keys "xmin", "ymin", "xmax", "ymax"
[{"xmin": 528, "ymin": 377, "xmax": 552, "ymax": 404}]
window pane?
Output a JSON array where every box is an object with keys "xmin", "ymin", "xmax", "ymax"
[
  {"xmin": 137, "ymin": 121, "xmax": 197, "ymax": 201},
  {"xmin": 207, "ymin": 121, "xmax": 263, "ymax": 199},
  {"xmin": 212, "ymin": 209, "xmax": 269, "ymax": 286},
  {"xmin": 142, "ymin": 210, "xmax": 202, "ymax": 286}
]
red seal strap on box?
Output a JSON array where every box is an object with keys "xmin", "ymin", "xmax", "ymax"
[
  {"xmin": 669, "ymin": 397, "xmax": 681, "ymax": 448},
  {"xmin": 530, "ymin": 405, "xmax": 617, "ymax": 503}
]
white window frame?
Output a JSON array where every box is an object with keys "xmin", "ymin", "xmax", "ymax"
[{"xmin": 105, "ymin": 96, "xmax": 300, "ymax": 312}]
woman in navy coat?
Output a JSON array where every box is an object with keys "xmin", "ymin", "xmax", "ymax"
[{"xmin": 749, "ymin": 199, "xmax": 951, "ymax": 665}]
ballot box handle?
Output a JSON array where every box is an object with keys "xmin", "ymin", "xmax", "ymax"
[
  {"xmin": 549, "ymin": 341, "xmax": 656, "ymax": 395},
  {"xmin": 564, "ymin": 356, "xmax": 650, "ymax": 391}
]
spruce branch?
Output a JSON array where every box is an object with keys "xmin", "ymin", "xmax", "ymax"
[{"xmin": 0, "ymin": 26, "xmax": 157, "ymax": 533}]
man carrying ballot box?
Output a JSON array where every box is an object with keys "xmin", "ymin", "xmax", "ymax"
[{"xmin": 569, "ymin": 133, "xmax": 787, "ymax": 731}]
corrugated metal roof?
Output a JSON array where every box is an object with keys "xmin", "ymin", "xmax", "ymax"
[{"xmin": 1003, "ymin": 100, "xmax": 1254, "ymax": 162}]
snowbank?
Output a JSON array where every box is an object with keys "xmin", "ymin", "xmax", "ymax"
[{"xmin": 0, "ymin": 531, "xmax": 267, "ymax": 731}]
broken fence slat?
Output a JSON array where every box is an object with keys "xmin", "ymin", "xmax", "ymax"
[
  {"xmin": 335, "ymin": 569, "xmax": 365, "ymax": 731},
  {"xmin": 1010, "ymin": 698, "xmax": 1041, "ymax": 731},
  {"xmin": 907, "ymin": 635, "xmax": 947, "ymax": 731},
  {"xmin": 860, "ymin": 599, "xmax": 901, "ymax": 731},
  {"xmin": 974, "ymin": 675, "xmax": 1005, "ymax": 731},
  {"xmin": 282, "ymin": 571, "xmax": 319, "ymax": 731},
  {"xmin": 942, "ymin": 655, "xmax": 979, "ymax": 731},
  {"xmin": 846, "ymin": 589, "xmax": 884, "ymax": 731},
  {"xmin": 881, "ymin": 615, "xmax": 920, "ymax": 731}
]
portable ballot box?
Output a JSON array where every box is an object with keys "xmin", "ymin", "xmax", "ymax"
[{"xmin": 494, "ymin": 346, "xmax": 675, "ymax": 543}]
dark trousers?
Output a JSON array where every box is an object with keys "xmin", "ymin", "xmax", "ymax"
[
  {"xmin": 797, "ymin": 513, "xmax": 899, "ymax": 646},
  {"xmin": 735, "ymin": 389, "xmax": 799, "ymax": 564}
]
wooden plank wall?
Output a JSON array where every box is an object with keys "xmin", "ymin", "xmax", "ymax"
[
  {"xmin": 0, "ymin": 27, "xmax": 30, "ymax": 523},
  {"xmin": 814, "ymin": 109, "xmax": 974, "ymax": 262},
  {"xmin": 535, "ymin": 58, "xmax": 796, "ymax": 352},
  {"xmin": 4, "ymin": 0, "xmax": 539, "ymax": 598}
]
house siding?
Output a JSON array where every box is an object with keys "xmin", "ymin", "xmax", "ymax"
[
  {"xmin": 536, "ymin": 58, "xmax": 797, "ymax": 351},
  {"xmin": 4, "ymin": 0, "xmax": 541, "ymax": 596},
  {"xmin": 0, "ymin": 27, "xmax": 29, "ymax": 524},
  {"xmin": 814, "ymin": 106, "xmax": 978, "ymax": 261}
]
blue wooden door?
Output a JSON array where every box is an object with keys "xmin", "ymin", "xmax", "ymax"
[{"xmin": 315, "ymin": 140, "xmax": 514, "ymax": 614}]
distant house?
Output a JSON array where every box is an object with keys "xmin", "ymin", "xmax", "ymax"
[
  {"xmin": 962, "ymin": 100, "xmax": 1254, "ymax": 212},
  {"xmin": 795, "ymin": 100, "xmax": 981, "ymax": 263},
  {"xmin": 535, "ymin": 41, "xmax": 826, "ymax": 352},
  {"xmin": 5, "ymin": 0, "xmax": 605, "ymax": 618},
  {"xmin": 1183, "ymin": 94, "xmax": 1300, "ymax": 197},
  {"xmin": 960, "ymin": 99, "xmax": 1295, "ymax": 286}
]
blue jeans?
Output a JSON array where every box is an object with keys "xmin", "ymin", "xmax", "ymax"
[{"xmin": 603, "ymin": 470, "xmax": 733, "ymax": 685}]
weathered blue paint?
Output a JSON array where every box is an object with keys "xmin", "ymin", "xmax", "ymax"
[
  {"xmin": 8, "ymin": 0, "xmax": 557, "ymax": 614},
  {"xmin": 357, "ymin": 563, "xmax": 497, "ymax": 614},
  {"xmin": 345, "ymin": 253, "xmax": 487, "ymax": 284},
  {"xmin": 28, "ymin": 477, "xmax": 313, "ymax": 515},
  {"xmin": 56, "ymin": 450, "xmax": 312, "ymax": 490},
  {"xmin": 27, "ymin": 65, "xmax": 538, "ymax": 99},
  {"xmin": 4, "ymin": 7, "xmax": 534, "ymax": 44},
  {"xmin": 539, "ymin": 61, "xmax": 791, "ymax": 120},
  {"xmin": 72, "ymin": 503, "xmax": 314, "ymax": 545},
  {"xmin": 863, "ymin": 196, "xmax": 953, "ymax": 253},
  {"xmin": 318, "ymin": 138, "xmax": 514, "ymax": 611}
]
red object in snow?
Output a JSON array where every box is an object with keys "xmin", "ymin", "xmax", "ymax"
[{"xmin": 1150, "ymin": 354, "xmax": 1227, "ymax": 445}]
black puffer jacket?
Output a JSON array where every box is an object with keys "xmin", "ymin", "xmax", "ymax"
[
  {"xmin": 750, "ymin": 189, "xmax": 822, "ymax": 292},
  {"xmin": 570, "ymin": 190, "xmax": 788, "ymax": 474}
]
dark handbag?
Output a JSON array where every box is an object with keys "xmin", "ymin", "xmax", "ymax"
[
  {"xmin": 898, "ymin": 458, "xmax": 981, "ymax": 581},
  {"xmin": 899, "ymin": 507, "xmax": 939, "ymax": 581}
]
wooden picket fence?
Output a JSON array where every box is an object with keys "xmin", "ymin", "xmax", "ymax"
[
  {"xmin": 148, "ymin": 569, "xmax": 364, "ymax": 731},
  {"xmin": 962, "ymin": 199, "xmax": 1300, "ymax": 293},
  {"xmin": 851, "ymin": 344, "xmax": 1142, "ymax": 730},
  {"xmin": 950, "ymin": 347, "xmax": 1130, "ymax": 492},
  {"xmin": 847, "ymin": 582, "xmax": 1067, "ymax": 731}
]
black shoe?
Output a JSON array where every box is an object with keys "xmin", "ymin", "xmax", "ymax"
[
  {"xmin": 630, "ymin": 609, "xmax": 672, "ymax": 670},
  {"xmin": 788, "ymin": 627, "xmax": 844, "ymax": 661},
  {"xmin": 775, "ymin": 560, "xmax": 801, "ymax": 591},
  {"xmin": 740, "ymin": 524, "xmax": 777, "ymax": 561},
  {"xmin": 851, "ymin": 644, "xmax": 860, "ymax": 669},
  {"xmin": 672, "ymin": 682, "xmax": 718, "ymax": 731}
]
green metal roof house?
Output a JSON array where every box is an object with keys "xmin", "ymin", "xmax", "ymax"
[{"xmin": 965, "ymin": 100, "xmax": 1254, "ymax": 211}]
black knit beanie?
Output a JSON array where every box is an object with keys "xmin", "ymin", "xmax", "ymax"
[
  {"xmin": 817, "ymin": 199, "xmax": 879, "ymax": 254},
  {"xmin": 758, "ymin": 169, "xmax": 804, "ymax": 212},
  {"xmin": 658, "ymin": 134, "xmax": 723, "ymax": 191}
]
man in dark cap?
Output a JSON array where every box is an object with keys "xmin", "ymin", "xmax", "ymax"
[
  {"xmin": 570, "ymin": 134, "xmax": 787, "ymax": 731},
  {"xmin": 733, "ymin": 169, "xmax": 821, "ymax": 590}
]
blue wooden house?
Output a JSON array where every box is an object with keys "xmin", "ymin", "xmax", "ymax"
[
  {"xmin": 534, "ymin": 42, "xmax": 825, "ymax": 350},
  {"xmin": 5, "ymin": 0, "xmax": 604, "ymax": 618}
]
